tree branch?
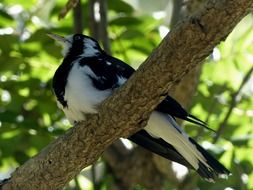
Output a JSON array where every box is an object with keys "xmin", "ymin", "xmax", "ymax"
[
  {"xmin": 170, "ymin": 0, "xmax": 206, "ymax": 109},
  {"xmin": 59, "ymin": 0, "xmax": 79, "ymax": 20},
  {"xmin": 98, "ymin": 0, "xmax": 110, "ymax": 54},
  {"xmin": 73, "ymin": 0, "xmax": 83, "ymax": 34},
  {"xmin": 170, "ymin": 0, "xmax": 184, "ymax": 28},
  {"xmin": 88, "ymin": 0, "xmax": 99, "ymax": 39},
  {"xmin": 2, "ymin": 0, "xmax": 253, "ymax": 189}
]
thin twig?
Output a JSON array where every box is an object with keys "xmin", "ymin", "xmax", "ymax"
[
  {"xmin": 88, "ymin": 0, "xmax": 99, "ymax": 39},
  {"xmin": 213, "ymin": 65, "xmax": 253, "ymax": 143},
  {"xmin": 74, "ymin": 176, "xmax": 81, "ymax": 190},
  {"xmin": 91, "ymin": 164, "xmax": 100, "ymax": 190},
  {"xmin": 88, "ymin": 0, "xmax": 110, "ymax": 53},
  {"xmin": 59, "ymin": 0, "xmax": 79, "ymax": 20},
  {"xmin": 170, "ymin": 0, "xmax": 184, "ymax": 28},
  {"xmin": 99, "ymin": 0, "xmax": 110, "ymax": 54},
  {"xmin": 73, "ymin": 0, "xmax": 83, "ymax": 34}
]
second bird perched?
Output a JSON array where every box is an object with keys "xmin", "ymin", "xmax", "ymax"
[{"xmin": 48, "ymin": 33, "xmax": 230, "ymax": 181}]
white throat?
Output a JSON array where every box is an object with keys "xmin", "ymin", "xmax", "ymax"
[{"xmin": 61, "ymin": 35, "xmax": 74, "ymax": 57}]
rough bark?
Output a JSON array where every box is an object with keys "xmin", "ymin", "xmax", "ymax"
[
  {"xmin": 170, "ymin": 0, "xmax": 206, "ymax": 108},
  {"xmin": 2, "ymin": 0, "xmax": 253, "ymax": 189}
]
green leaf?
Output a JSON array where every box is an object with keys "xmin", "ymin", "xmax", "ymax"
[
  {"xmin": 231, "ymin": 134, "xmax": 253, "ymax": 146},
  {"xmin": 109, "ymin": 16, "xmax": 142, "ymax": 26},
  {"xmin": 108, "ymin": 0, "xmax": 134, "ymax": 13}
]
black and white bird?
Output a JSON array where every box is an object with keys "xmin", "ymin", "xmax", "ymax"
[{"xmin": 49, "ymin": 33, "xmax": 230, "ymax": 181}]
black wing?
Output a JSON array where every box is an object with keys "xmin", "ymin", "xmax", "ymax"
[
  {"xmin": 128, "ymin": 130, "xmax": 192, "ymax": 168},
  {"xmin": 156, "ymin": 96, "xmax": 215, "ymax": 132},
  {"xmin": 85, "ymin": 52, "xmax": 211, "ymax": 131},
  {"xmin": 129, "ymin": 130, "xmax": 230, "ymax": 180},
  {"xmin": 104, "ymin": 53, "xmax": 135, "ymax": 78},
  {"xmin": 79, "ymin": 54, "xmax": 135, "ymax": 91}
]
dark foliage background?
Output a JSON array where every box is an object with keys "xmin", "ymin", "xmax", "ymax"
[{"xmin": 0, "ymin": 0, "xmax": 253, "ymax": 189}]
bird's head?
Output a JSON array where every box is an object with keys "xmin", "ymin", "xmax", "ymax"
[{"xmin": 47, "ymin": 33, "xmax": 102, "ymax": 58}]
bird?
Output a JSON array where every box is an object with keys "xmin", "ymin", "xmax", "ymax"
[{"xmin": 48, "ymin": 33, "xmax": 230, "ymax": 181}]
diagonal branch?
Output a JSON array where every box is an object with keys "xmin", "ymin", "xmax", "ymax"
[{"xmin": 2, "ymin": 0, "xmax": 253, "ymax": 189}]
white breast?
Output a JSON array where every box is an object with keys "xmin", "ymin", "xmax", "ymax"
[{"xmin": 63, "ymin": 61, "xmax": 112, "ymax": 123}]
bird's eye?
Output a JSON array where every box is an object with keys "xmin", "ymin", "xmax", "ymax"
[{"xmin": 74, "ymin": 35, "xmax": 81, "ymax": 41}]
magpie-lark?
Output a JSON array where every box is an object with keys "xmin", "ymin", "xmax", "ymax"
[{"xmin": 49, "ymin": 33, "xmax": 230, "ymax": 181}]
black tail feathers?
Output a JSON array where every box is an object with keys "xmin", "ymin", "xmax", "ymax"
[
  {"xmin": 189, "ymin": 137, "xmax": 231, "ymax": 181},
  {"xmin": 129, "ymin": 130, "xmax": 230, "ymax": 182}
]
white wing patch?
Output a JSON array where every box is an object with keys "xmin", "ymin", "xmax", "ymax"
[
  {"xmin": 106, "ymin": 61, "xmax": 111, "ymax": 65},
  {"xmin": 117, "ymin": 75, "xmax": 127, "ymax": 86}
]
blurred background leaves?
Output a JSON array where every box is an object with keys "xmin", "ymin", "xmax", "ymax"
[{"xmin": 0, "ymin": 0, "xmax": 253, "ymax": 189}]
